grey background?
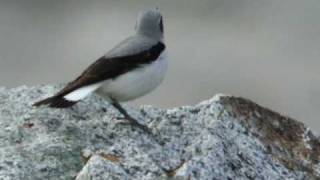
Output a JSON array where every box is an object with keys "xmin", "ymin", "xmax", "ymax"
[{"xmin": 0, "ymin": 0, "xmax": 319, "ymax": 131}]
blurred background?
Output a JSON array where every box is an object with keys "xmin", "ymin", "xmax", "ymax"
[{"xmin": 0, "ymin": 0, "xmax": 319, "ymax": 131}]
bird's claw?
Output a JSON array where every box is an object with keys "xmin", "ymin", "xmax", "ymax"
[{"xmin": 116, "ymin": 116, "xmax": 152, "ymax": 134}]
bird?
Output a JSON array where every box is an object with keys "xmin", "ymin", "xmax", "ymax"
[{"xmin": 33, "ymin": 8, "xmax": 168, "ymax": 133}]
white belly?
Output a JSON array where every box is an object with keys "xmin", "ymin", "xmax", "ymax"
[{"xmin": 96, "ymin": 51, "xmax": 168, "ymax": 102}]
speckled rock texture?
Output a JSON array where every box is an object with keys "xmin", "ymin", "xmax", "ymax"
[{"xmin": 0, "ymin": 85, "xmax": 319, "ymax": 180}]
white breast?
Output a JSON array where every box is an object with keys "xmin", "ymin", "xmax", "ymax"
[{"xmin": 96, "ymin": 50, "xmax": 168, "ymax": 102}]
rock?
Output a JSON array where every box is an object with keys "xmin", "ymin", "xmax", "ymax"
[{"xmin": 0, "ymin": 85, "xmax": 319, "ymax": 180}]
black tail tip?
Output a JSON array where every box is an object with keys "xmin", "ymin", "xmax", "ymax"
[
  {"xmin": 33, "ymin": 97, "xmax": 54, "ymax": 107},
  {"xmin": 33, "ymin": 97, "xmax": 77, "ymax": 108}
]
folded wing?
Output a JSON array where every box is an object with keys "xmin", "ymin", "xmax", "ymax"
[{"xmin": 33, "ymin": 40, "xmax": 165, "ymax": 108}]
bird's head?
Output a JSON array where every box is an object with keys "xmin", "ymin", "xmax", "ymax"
[{"xmin": 135, "ymin": 7, "xmax": 164, "ymax": 40}]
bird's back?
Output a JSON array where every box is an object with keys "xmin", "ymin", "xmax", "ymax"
[{"xmin": 105, "ymin": 35, "xmax": 159, "ymax": 59}]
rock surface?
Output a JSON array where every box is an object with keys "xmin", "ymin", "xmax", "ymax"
[{"xmin": 0, "ymin": 85, "xmax": 319, "ymax": 180}]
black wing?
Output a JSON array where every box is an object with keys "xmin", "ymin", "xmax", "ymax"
[{"xmin": 33, "ymin": 42, "xmax": 165, "ymax": 107}]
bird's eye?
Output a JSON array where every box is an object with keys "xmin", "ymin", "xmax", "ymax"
[{"xmin": 159, "ymin": 16, "xmax": 164, "ymax": 33}]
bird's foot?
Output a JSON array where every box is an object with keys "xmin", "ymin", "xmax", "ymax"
[{"xmin": 116, "ymin": 116, "xmax": 152, "ymax": 135}]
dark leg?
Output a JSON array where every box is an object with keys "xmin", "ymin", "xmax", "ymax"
[{"xmin": 111, "ymin": 100, "xmax": 152, "ymax": 134}]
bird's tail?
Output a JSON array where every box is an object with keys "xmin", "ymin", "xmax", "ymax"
[
  {"xmin": 33, "ymin": 82, "xmax": 102, "ymax": 108},
  {"xmin": 33, "ymin": 96, "xmax": 77, "ymax": 108}
]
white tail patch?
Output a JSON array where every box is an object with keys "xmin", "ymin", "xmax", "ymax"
[{"xmin": 64, "ymin": 83, "xmax": 102, "ymax": 101}]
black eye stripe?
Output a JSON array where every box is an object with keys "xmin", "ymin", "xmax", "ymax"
[{"xmin": 160, "ymin": 17, "xmax": 164, "ymax": 33}]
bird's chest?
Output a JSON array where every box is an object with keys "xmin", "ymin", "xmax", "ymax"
[{"xmin": 98, "ymin": 51, "xmax": 168, "ymax": 101}]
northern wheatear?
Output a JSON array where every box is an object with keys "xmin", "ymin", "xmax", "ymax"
[{"xmin": 34, "ymin": 8, "xmax": 168, "ymax": 132}]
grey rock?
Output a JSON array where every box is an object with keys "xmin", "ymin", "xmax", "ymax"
[{"xmin": 0, "ymin": 85, "xmax": 319, "ymax": 180}]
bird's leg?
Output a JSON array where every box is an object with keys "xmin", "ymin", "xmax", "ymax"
[{"xmin": 111, "ymin": 100, "xmax": 152, "ymax": 134}]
